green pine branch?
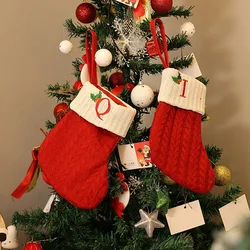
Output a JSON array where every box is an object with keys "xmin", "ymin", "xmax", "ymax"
[
  {"xmin": 64, "ymin": 19, "xmax": 88, "ymax": 39},
  {"xmin": 113, "ymin": 2, "xmax": 128, "ymax": 19},
  {"xmin": 170, "ymin": 55, "xmax": 193, "ymax": 69},
  {"xmin": 168, "ymin": 33, "xmax": 191, "ymax": 50},
  {"xmin": 152, "ymin": 6, "xmax": 194, "ymax": 19},
  {"xmin": 197, "ymin": 76, "xmax": 209, "ymax": 86},
  {"xmin": 91, "ymin": 0, "xmax": 114, "ymax": 18},
  {"xmin": 45, "ymin": 120, "xmax": 56, "ymax": 130},
  {"xmin": 72, "ymin": 58, "xmax": 82, "ymax": 79},
  {"xmin": 47, "ymin": 82, "xmax": 77, "ymax": 102},
  {"xmin": 205, "ymin": 145, "xmax": 223, "ymax": 166},
  {"xmin": 200, "ymin": 184, "xmax": 242, "ymax": 218}
]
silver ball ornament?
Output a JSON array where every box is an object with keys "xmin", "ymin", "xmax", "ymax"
[
  {"xmin": 59, "ymin": 40, "xmax": 73, "ymax": 54},
  {"xmin": 95, "ymin": 49, "xmax": 112, "ymax": 67},
  {"xmin": 131, "ymin": 84, "xmax": 154, "ymax": 108},
  {"xmin": 180, "ymin": 22, "xmax": 195, "ymax": 38}
]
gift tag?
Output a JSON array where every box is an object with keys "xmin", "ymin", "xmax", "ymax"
[
  {"xmin": 115, "ymin": 0, "xmax": 140, "ymax": 8},
  {"xmin": 118, "ymin": 141, "xmax": 153, "ymax": 171},
  {"xmin": 43, "ymin": 194, "xmax": 58, "ymax": 213},
  {"xmin": 219, "ymin": 194, "xmax": 250, "ymax": 231},
  {"xmin": 179, "ymin": 53, "xmax": 202, "ymax": 78},
  {"xmin": 166, "ymin": 200, "xmax": 205, "ymax": 235}
]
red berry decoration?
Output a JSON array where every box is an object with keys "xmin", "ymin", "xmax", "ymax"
[
  {"xmin": 73, "ymin": 80, "xmax": 83, "ymax": 90},
  {"xmin": 22, "ymin": 242, "xmax": 42, "ymax": 250},
  {"xmin": 151, "ymin": 0, "xmax": 172, "ymax": 14},
  {"xmin": 109, "ymin": 72, "xmax": 124, "ymax": 87},
  {"xmin": 53, "ymin": 103, "xmax": 70, "ymax": 123},
  {"xmin": 125, "ymin": 83, "xmax": 135, "ymax": 92},
  {"xmin": 75, "ymin": 3, "xmax": 97, "ymax": 24},
  {"xmin": 111, "ymin": 85, "xmax": 125, "ymax": 96}
]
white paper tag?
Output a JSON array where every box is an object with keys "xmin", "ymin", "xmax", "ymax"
[
  {"xmin": 166, "ymin": 200, "xmax": 205, "ymax": 235},
  {"xmin": 118, "ymin": 141, "xmax": 153, "ymax": 171},
  {"xmin": 43, "ymin": 194, "xmax": 57, "ymax": 213},
  {"xmin": 219, "ymin": 194, "xmax": 250, "ymax": 231},
  {"xmin": 179, "ymin": 53, "xmax": 202, "ymax": 78}
]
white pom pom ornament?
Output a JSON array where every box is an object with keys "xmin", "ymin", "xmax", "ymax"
[
  {"xmin": 95, "ymin": 49, "xmax": 112, "ymax": 67},
  {"xmin": 59, "ymin": 40, "xmax": 73, "ymax": 54},
  {"xmin": 131, "ymin": 84, "xmax": 154, "ymax": 108},
  {"xmin": 180, "ymin": 22, "xmax": 195, "ymax": 37}
]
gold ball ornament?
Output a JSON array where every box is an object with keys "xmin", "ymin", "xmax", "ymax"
[
  {"xmin": 161, "ymin": 175, "xmax": 176, "ymax": 185},
  {"xmin": 214, "ymin": 165, "xmax": 231, "ymax": 186}
]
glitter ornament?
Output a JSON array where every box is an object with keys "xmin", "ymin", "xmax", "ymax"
[
  {"xmin": 131, "ymin": 84, "xmax": 154, "ymax": 108},
  {"xmin": 134, "ymin": 209, "xmax": 165, "ymax": 237},
  {"xmin": 75, "ymin": 3, "xmax": 97, "ymax": 24},
  {"xmin": 180, "ymin": 22, "xmax": 196, "ymax": 38},
  {"xmin": 53, "ymin": 103, "xmax": 69, "ymax": 123},
  {"xmin": 73, "ymin": 80, "xmax": 83, "ymax": 90},
  {"xmin": 214, "ymin": 165, "xmax": 231, "ymax": 186},
  {"xmin": 109, "ymin": 72, "xmax": 124, "ymax": 87},
  {"xmin": 151, "ymin": 0, "xmax": 172, "ymax": 14},
  {"xmin": 22, "ymin": 242, "xmax": 42, "ymax": 250},
  {"xmin": 95, "ymin": 49, "xmax": 112, "ymax": 67},
  {"xmin": 59, "ymin": 40, "xmax": 73, "ymax": 54}
]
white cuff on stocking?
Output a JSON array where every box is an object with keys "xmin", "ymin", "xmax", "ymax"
[
  {"xmin": 158, "ymin": 68, "xmax": 206, "ymax": 115},
  {"xmin": 70, "ymin": 81, "xmax": 136, "ymax": 137}
]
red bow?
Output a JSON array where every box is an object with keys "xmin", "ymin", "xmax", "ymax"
[{"xmin": 11, "ymin": 148, "xmax": 39, "ymax": 199}]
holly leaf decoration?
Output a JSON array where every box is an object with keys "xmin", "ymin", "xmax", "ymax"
[
  {"xmin": 172, "ymin": 72, "xmax": 182, "ymax": 84},
  {"xmin": 90, "ymin": 91, "xmax": 102, "ymax": 101},
  {"xmin": 97, "ymin": 91, "xmax": 102, "ymax": 99}
]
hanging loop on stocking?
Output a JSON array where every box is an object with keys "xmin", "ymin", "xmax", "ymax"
[
  {"xmin": 85, "ymin": 30, "xmax": 98, "ymax": 86},
  {"xmin": 150, "ymin": 18, "xmax": 169, "ymax": 69}
]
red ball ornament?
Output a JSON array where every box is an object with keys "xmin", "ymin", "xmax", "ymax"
[
  {"xmin": 53, "ymin": 103, "xmax": 69, "ymax": 123},
  {"xmin": 151, "ymin": 0, "xmax": 173, "ymax": 14},
  {"xmin": 125, "ymin": 83, "xmax": 135, "ymax": 92},
  {"xmin": 111, "ymin": 85, "xmax": 125, "ymax": 96},
  {"xmin": 109, "ymin": 72, "xmax": 124, "ymax": 88},
  {"xmin": 22, "ymin": 242, "xmax": 42, "ymax": 250},
  {"xmin": 73, "ymin": 80, "xmax": 83, "ymax": 90},
  {"xmin": 75, "ymin": 3, "xmax": 97, "ymax": 24}
]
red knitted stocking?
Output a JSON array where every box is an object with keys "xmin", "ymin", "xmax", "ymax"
[
  {"xmin": 149, "ymin": 18, "xmax": 215, "ymax": 193},
  {"xmin": 150, "ymin": 99, "xmax": 215, "ymax": 194},
  {"xmin": 38, "ymin": 31, "xmax": 136, "ymax": 209}
]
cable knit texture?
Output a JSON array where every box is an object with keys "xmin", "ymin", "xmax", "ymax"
[
  {"xmin": 38, "ymin": 85, "xmax": 136, "ymax": 209},
  {"xmin": 150, "ymin": 71, "xmax": 215, "ymax": 194}
]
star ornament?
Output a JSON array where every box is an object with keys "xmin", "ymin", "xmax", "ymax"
[{"xmin": 134, "ymin": 209, "xmax": 165, "ymax": 237}]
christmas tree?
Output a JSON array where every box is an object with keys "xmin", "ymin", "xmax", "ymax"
[{"xmin": 9, "ymin": 1, "xmax": 242, "ymax": 249}]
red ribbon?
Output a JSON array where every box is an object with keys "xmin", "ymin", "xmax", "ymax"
[
  {"xmin": 150, "ymin": 18, "xmax": 169, "ymax": 68},
  {"xmin": 84, "ymin": 30, "xmax": 126, "ymax": 107},
  {"xmin": 111, "ymin": 197, "xmax": 125, "ymax": 218},
  {"xmin": 11, "ymin": 149, "xmax": 39, "ymax": 199}
]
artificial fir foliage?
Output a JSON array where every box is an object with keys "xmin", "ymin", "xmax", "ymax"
[{"xmin": 11, "ymin": 2, "xmax": 243, "ymax": 250}]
